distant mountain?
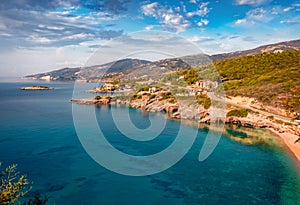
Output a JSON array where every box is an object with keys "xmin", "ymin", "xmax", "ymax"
[
  {"xmin": 24, "ymin": 39, "xmax": 300, "ymax": 81},
  {"xmin": 23, "ymin": 58, "xmax": 191, "ymax": 82},
  {"xmin": 24, "ymin": 59, "xmax": 150, "ymax": 82}
]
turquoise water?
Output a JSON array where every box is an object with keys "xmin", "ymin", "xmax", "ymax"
[{"xmin": 0, "ymin": 81, "xmax": 300, "ymax": 204}]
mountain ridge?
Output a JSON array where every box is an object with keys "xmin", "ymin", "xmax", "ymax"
[{"xmin": 23, "ymin": 39, "xmax": 300, "ymax": 82}]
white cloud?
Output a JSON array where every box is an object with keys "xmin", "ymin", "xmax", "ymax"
[
  {"xmin": 235, "ymin": 8, "xmax": 273, "ymax": 26},
  {"xmin": 235, "ymin": 19, "xmax": 247, "ymax": 25},
  {"xmin": 141, "ymin": 2, "xmax": 211, "ymax": 32},
  {"xmin": 283, "ymin": 7, "xmax": 292, "ymax": 12},
  {"xmin": 201, "ymin": 19, "xmax": 209, "ymax": 25},
  {"xmin": 38, "ymin": 24, "xmax": 65, "ymax": 30},
  {"xmin": 145, "ymin": 25, "xmax": 154, "ymax": 30},
  {"xmin": 141, "ymin": 2, "xmax": 159, "ymax": 16},
  {"xmin": 189, "ymin": 0, "xmax": 197, "ymax": 4},
  {"xmin": 188, "ymin": 36, "xmax": 213, "ymax": 42},
  {"xmin": 282, "ymin": 4, "xmax": 300, "ymax": 12},
  {"xmin": 197, "ymin": 19, "xmax": 209, "ymax": 27},
  {"xmin": 141, "ymin": 2, "xmax": 191, "ymax": 32},
  {"xmin": 236, "ymin": 0, "xmax": 271, "ymax": 6},
  {"xmin": 27, "ymin": 35, "xmax": 55, "ymax": 43},
  {"xmin": 162, "ymin": 12, "xmax": 190, "ymax": 32},
  {"xmin": 186, "ymin": 2, "xmax": 210, "ymax": 17},
  {"xmin": 247, "ymin": 8, "xmax": 272, "ymax": 22},
  {"xmin": 280, "ymin": 20, "xmax": 300, "ymax": 25},
  {"xmin": 63, "ymin": 33, "xmax": 93, "ymax": 40}
]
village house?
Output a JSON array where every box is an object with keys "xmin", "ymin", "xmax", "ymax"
[
  {"xmin": 102, "ymin": 82, "xmax": 119, "ymax": 92},
  {"xmin": 188, "ymin": 79, "xmax": 219, "ymax": 96},
  {"xmin": 137, "ymin": 87, "xmax": 157, "ymax": 95}
]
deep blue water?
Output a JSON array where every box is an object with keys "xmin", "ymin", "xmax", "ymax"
[{"xmin": 0, "ymin": 81, "xmax": 300, "ymax": 205}]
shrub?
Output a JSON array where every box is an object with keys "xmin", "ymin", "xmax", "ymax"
[
  {"xmin": 132, "ymin": 94, "xmax": 142, "ymax": 100},
  {"xmin": 227, "ymin": 109, "xmax": 250, "ymax": 117},
  {"xmin": 196, "ymin": 93, "xmax": 211, "ymax": 109},
  {"xmin": 94, "ymin": 96, "xmax": 102, "ymax": 100},
  {"xmin": 160, "ymin": 92, "xmax": 173, "ymax": 101},
  {"xmin": 0, "ymin": 163, "xmax": 31, "ymax": 205}
]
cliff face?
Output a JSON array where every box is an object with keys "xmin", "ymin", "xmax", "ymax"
[{"xmin": 129, "ymin": 93, "xmax": 210, "ymax": 120}]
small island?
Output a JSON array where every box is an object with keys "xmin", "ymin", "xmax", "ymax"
[{"xmin": 20, "ymin": 86, "xmax": 54, "ymax": 90}]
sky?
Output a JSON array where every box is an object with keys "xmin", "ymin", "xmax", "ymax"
[{"xmin": 0, "ymin": 0, "xmax": 299, "ymax": 76}]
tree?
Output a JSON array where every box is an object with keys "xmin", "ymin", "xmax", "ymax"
[
  {"xmin": 0, "ymin": 162, "xmax": 48, "ymax": 205},
  {"xmin": 0, "ymin": 163, "xmax": 31, "ymax": 205}
]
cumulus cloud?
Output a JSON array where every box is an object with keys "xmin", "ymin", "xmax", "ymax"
[
  {"xmin": 197, "ymin": 19, "xmax": 209, "ymax": 27},
  {"xmin": 141, "ymin": 2, "xmax": 191, "ymax": 32},
  {"xmin": 141, "ymin": 2, "xmax": 158, "ymax": 16},
  {"xmin": 141, "ymin": 2, "xmax": 210, "ymax": 32},
  {"xmin": 186, "ymin": 2, "xmax": 210, "ymax": 17}
]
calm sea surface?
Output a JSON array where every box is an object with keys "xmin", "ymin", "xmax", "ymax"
[{"xmin": 0, "ymin": 81, "xmax": 300, "ymax": 205}]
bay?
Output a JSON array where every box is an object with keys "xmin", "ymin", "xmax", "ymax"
[{"xmin": 0, "ymin": 81, "xmax": 299, "ymax": 205}]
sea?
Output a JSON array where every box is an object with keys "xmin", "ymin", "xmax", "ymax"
[{"xmin": 0, "ymin": 80, "xmax": 300, "ymax": 205}]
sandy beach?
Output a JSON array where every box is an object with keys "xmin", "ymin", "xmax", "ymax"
[{"xmin": 268, "ymin": 128, "xmax": 300, "ymax": 163}]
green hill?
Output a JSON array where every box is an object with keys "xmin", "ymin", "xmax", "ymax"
[{"xmin": 213, "ymin": 50, "xmax": 300, "ymax": 116}]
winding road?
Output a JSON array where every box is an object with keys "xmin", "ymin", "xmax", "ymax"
[{"xmin": 208, "ymin": 92, "xmax": 297, "ymax": 125}]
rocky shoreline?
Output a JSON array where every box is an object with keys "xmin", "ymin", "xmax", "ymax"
[{"xmin": 71, "ymin": 94, "xmax": 300, "ymax": 161}]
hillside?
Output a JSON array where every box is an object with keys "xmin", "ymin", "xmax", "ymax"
[{"xmin": 213, "ymin": 50, "xmax": 300, "ymax": 117}]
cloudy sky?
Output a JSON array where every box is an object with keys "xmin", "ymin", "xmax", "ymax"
[{"xmin": 0, "ymin": 0, "xmax": 299, "ymax": 76}]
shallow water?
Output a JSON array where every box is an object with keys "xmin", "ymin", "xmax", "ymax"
[{"xmin": 0, "ymin": 81, "xmax": 299, "ymax": 205}]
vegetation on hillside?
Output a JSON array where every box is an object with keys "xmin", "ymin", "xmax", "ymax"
[
  {"xmin": 213, "ymin": 50, "xmax": 300, "ymax": 116},
  {"xmin": 227, "ymin": 109, "xmax": 250, "ymax": 117},
  {"xmin": 159, "ymin": 92, "xmax": 177, "ymax": 103},
  {"xmin": 177, "ymin": 69, "xmax": 200, "ymax": 85},
  {"xmin": 196, "ymin": 93, "xmax": 211, "ymax": 109}
]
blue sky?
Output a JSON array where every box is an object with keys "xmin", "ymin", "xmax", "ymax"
[{"xmin": 0, "ymin": 0, "xmax": 299, "ymax": 76}]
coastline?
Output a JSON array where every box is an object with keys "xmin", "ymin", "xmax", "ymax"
[
  {"xmin": 71, "ymin": 96, "xmax": 300, "ymax": 165},
  {"xmin": 267, "ymin": 128, "xmax": 300, "ymax": 163}
]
